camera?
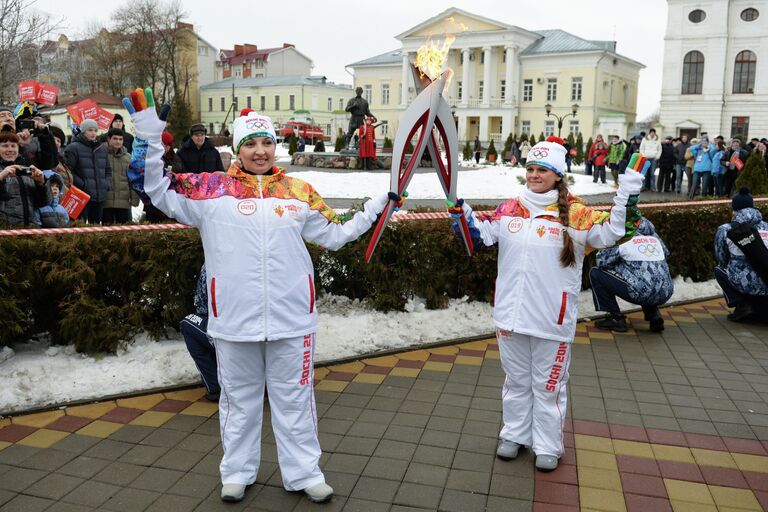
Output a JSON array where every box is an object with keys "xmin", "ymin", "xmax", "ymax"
[
  {"xmin": 16, "ymin": 119, "xmax": 35, "ymax": 132},
  {"xmin": 16, "ymin": 166, "xmax": 32, "ymax": 176}
]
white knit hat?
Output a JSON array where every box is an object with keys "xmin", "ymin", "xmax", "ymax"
[
  {"xmin": 232, "ymin": 108, "xmax": 276, "ymax": 154},
  {"xmin": 525, "ymin": 136, "xmax": 567, "ymax": 177}
]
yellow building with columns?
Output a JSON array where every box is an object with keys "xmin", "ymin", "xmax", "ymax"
[{"xmin": 347, "ymin": 8, "xmax": 644, "ymax": 144}]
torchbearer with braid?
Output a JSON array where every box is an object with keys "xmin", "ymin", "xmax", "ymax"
[
  {"xmin": 123, "ymin": 88, "xmax": 400, "ymax": 504},
  {"xmin": 448, "ymin": 136, "xmax": 643, "ymax": 472}
]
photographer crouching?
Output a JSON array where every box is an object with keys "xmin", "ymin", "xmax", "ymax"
[{"xmin": 0, "ymin": 130, "xmax": 47, "ymax": 227}]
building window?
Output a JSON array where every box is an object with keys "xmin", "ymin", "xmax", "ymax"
[
  {"xmin": 235, "ymin": 68, "xmax": 242, "ymax": 78},
  {"xmin": 363, "ymin": 85, "xmax": 372, "ymax": 103},
  {"xmin": 521, "ymin": 120, "xmax": 530, "ymax": 135},
  {"xmin": 399, "ymin": 83, "xmax": 403, "ymax": 103},
  {"xmin": 623, "ymin": 84, "xmax": 630, "ymax": 106},
  {"xmin": 381, "ymin": 84, "xmax": 390, "ymax": 105},
  {"xmin": 544, "ymin": 120, "xmax": 555, "ymax": 137},
  {"xmin": 569, "ymin": 121, "xmax": 579, "ymax": 137},
  {"xmin": 546, "ymin": 78, "xmax": 557, "ymax": 102},
  {"xmin": 274, "ymin": 95, "xmax": 280, "ymax": 110},
  {"xmin": 688, "ymin": 9, "xmax": 706, "ymax": 22},
  {"xmin": 208, "ymin": 97, "xmax": 212, "ymax": 112},
  {"xmin": 339, "ymin": 98, "xmax": 344, "ymax": 110},
  {"xmin": 733, "ymin": 50, "xmax": 756, "ymax": 93},
  {"xmin": 209, "ymin": 123, "xmax": 213, "ymax": 133},
  {"xmin": 500, "ymin": 80, "xmax": 506, "ymax": 100},
  {"xmin": 479, "ymin": 81, "xmax": 484, "ymax": 99},
  {"xmin": 224, "ymin": 62, "xmax": 230, "ymax": 71},
  {"xmin": 457, "ymin": 81, "xmax": 462, "ymax": 101},
  {"xmin": 523, "ymin": 79, "xmax": 533, "ymax": 101},
  {"xmin": 571, "ymin": 77, "xmax": 582, "ymax": 101},
  {"xmin": 327, "ymin": 97, "xmax": 332, "ymax": 111},
  {"xmin": 220, "ymin": 97, "xmax": 225, "ymax": 112},
  {"xmin": 480, "ymin": 51, "xmax": 485, "ymax": 64},
  {"xmin": 682, "ymin": 50, "xmax": 704, "ymax": 94},
  {"xmin": 730, "ymin": 116, "xmax": 749, "ymax": 138},
  {"xmin": 260, "ymin": 96, "xmax": 266, "ymax": 111},
  {"xmin": 289, "ymin": 94, "xmax": 295, "ymax": 110},
  {"xmin": 247, "ymin": 96, "xmax": 252, "ymax": 109},
  {"xmin": 198, "ymin": 46, "xmax": 207, "ymax": 56},
  {"xmin": 380, "ymin": 120, "xmax": 388, "ymax": 136},
  {"xmin": 741, "ymin": 8, "xmax": 759, "ymax": 21},
  {"xmin": 256, "ymin": 59, "xmax": 263, "ymax": 68},
  {"xmin": 610, "ymin": 79, "xmax": 615, "ymax": 104}
]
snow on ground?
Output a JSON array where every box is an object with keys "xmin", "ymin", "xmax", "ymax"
[
  {"xmin": 287, "ymin": 164, "xmax": 613, "ymax": 200},
  {"xmin": 0, "ymin": 277, "xmax": 722, "ymax": 414}
]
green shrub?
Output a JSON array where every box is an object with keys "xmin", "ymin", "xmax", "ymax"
[
  {"xmin": 2, "ymin": 202, "xmax": 765, "ymax": 352},
  {"xmin": 383, "ymin": 137, "xmax": 393, "ymax": 149},
  {"xmin": 462, "ymin": 140, "xmax": 472, "ymax": 160},
  {"xmin": 575, "ymin": 132, "xmax": 585, "ymax": 165},
  {"xmin": 288, "ymin": 134, "xmax": 298, "ymax": 155},
  {"xmin": 735, "ymin": 151, "xmax": 768, "ymax": 195},
  {"xmin": 486, "ymin": 140, "xmax": 498, "ymax": 162}
]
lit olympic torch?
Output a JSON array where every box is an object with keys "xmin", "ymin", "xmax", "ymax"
[{"xmin": 365, "ymin": 35, "xmax": 474, "ymax": 262}]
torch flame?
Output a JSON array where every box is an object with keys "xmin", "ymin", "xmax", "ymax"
[{"xmin": 415, "ymin": 34, "xmax": 456, "ymax": 82}]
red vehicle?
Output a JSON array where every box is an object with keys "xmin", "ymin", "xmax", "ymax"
[{"xmin": 277, "ymin": 121, "xmax": 325, "ymax": 144}]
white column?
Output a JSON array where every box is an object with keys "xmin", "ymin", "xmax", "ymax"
[
  {"xmin": 479, "ymin": 115, "xmax": 489, "ymax": 142},
  {"xmin": 400, "ymin": 53, "xmax": 410, "ymax": 107},
  {"xmin": 460, "ymin": 48, "xmax": 471, "ymax": 107},
  {"xmin": 482, "ymin": 46, "xmax": 492, "ymax": 106},
  {"xmin": 504, "ymin": 46, "xmax": 516, "ymax": 106}
]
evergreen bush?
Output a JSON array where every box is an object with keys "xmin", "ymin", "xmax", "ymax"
[
  {"xmin": 314, "ymin": 140, "xmax": 326, "ymax": 152},
  {"xmin": 735, "ymin": 151, "xmax": 768, "ymax": 195},
  {"xmin": 503, "ymin": 133, "xmax": 514, "ymax": 162},
  {"xmin": 383, "ymin": 137, "xmax": 393, "ymax": 149},
  {"xmin": 462, "ymin": 140, "xmax": 472, "ymax": 161},
  {"xmin": 575, "ymin": 132, "xmax": 585, "ymax": 165},
  {"xmin": 486, "ymin": 140, "xmax": 498, "ymax": 162},
  {"xmin": 538, "ymin": 132, "xmax": 545, "ymax": 142},
  {"xmin": 288, "ymin": 134, "xmax": 298, "ymax": 155},
  {"xmin": 2, "ymin": 202, "xmax": 765, "ymax": 352}
]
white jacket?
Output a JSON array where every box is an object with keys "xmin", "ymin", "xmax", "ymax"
[
  {"xmin": 639, "ymin": 136, "xmax": 662, "ymax": 160},
  {"xmin": 461, "ymin": 174, "xmax": 642, "ymax": 342},
  {"xmin": 135, "ymin": 109, "xmax": 388, "ymax": 342}
]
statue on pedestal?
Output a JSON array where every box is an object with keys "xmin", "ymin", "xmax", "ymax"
[{"xmin": 345, "ymin": 87, "xmax": 376, "ymax": 145}]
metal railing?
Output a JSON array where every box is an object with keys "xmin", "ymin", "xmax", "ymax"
[{"xmin": 443, "ymin": 97, "xmax": 511, "ymax": 109}]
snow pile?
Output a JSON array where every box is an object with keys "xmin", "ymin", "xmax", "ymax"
[
  {"xmin": 288, "ymin": 166, "xmax": 615, "ymax": 199},
  {"xmin": 0, "ymin": 278, "xmax": 722, "ymax": 414}
]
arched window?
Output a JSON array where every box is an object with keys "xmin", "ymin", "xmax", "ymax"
[
  {"xmin": 733, "ymin": 50, "xmax": 756, "ymax": 93},
  {"xmin": 682, "ymin": 51, "xmax": 704, "ymax": 94}
]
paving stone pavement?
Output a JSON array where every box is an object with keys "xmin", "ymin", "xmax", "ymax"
[{"xmin": 1, "ymin": 298, "xmax": 767, "ymax": 511}]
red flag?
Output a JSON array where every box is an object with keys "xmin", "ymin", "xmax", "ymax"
[
  {"xmin": 60, "ymin": 185, "xmax": 90, "ymax": 220},
  {"xmin": 35, "ymin": 83, "xmax": 59, "ymax": 106},
  {"xmin": 18, "ymin": 80, "xmax": 38, "ymax": 102},
  {"xmin": 95, "ymin": 108, "xmax": 114, "ymax": 130}
]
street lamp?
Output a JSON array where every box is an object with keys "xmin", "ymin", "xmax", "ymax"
[{"xmin": 545, "ymin": 103, "xmax": 579, "ymax": 138}]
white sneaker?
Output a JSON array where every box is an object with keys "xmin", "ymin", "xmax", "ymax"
[
  {"xmin": 496, "ymin": 440, "xmax": 521, "ymax": 460},
  {"xmin": 304, "ymin": 481, "xmax": 333, "ymax": 503},
  {"xmin": 221, "ymin": 483, "xmax": 246, "ymax": 502}
]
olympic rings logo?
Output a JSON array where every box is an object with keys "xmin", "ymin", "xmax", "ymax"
[
  {"xmin": 246, "ymin": 119, "xmax": 270, "ymax": 131},
  {"xmin": 529, "ymin": 148, "xmax": 549, "ymax": 159},
  {"xmin": 637, "ymin": 243, "xmax": 660, "ymax": 256}
]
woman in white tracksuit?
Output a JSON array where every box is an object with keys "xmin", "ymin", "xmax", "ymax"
[
  {"xmin": 451, "ymin": 137, "xmax": 643, "ymax": 471},
  {"xmin": 127, "ymin": 91, "xmax": 395, "ymax": 503}
]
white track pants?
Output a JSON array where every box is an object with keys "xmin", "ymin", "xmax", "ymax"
[
  {"xmin": 497, "ymin": 330, "xmax": 572, "ymax": 458},
  {"xmin": 214, "ymin": 334, "xmax": 324, "ymax": 490}
]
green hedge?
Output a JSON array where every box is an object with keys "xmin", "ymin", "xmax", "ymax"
[{"xmin": 1, "ymin": 202, "xmax": 766, "ymax": 353}]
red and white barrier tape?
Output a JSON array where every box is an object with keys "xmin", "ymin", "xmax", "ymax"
[{"xmin": 1, "ymin": 197, "xmax": 765, "ymax": 237}]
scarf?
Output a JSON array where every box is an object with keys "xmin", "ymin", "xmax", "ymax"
[{"xmin": 520, "ymin": 187, "xmax": 558, "ymax": 216}]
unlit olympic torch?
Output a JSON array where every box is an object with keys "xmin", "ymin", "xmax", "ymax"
[{"xmin": 365, "ymin": 53, "xmax": 473, "ymax": 262}]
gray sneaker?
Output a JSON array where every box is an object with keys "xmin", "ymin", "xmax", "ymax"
[
  {"xmin": 535, "ymin": 454, "xmax": 559, "ymax": 472},
  {"xmin": 496, "ymin": 440, "xmax": 521, "ymax": 460}
]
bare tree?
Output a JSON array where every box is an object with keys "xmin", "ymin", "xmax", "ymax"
[
  {"xmin": 0, "ymin": 0, "xmax": 62, "ymax": 102},
  {"xmin": 80, "ymin": 25, "xmax": 132, "ymax": 96},
  {"xmin": 110, "ymin": 0, "xmax": 192, "ymax": 104}
]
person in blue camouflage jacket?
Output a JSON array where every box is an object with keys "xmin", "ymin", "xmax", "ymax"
[
  {"xmin": 180, "ymin": 264, "xmax": 220, "ymax": 401},
  {"xmin": 590, "ymin": 218, "xmax": 674, "ymax": 332},
  {"xmin": 714, "ymin": 187, "xmax": 768, "ymax": 321}
]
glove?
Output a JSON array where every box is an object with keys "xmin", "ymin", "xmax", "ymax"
[
  {"xmin": 121, "ymin": 87, "xmax": 171, "ymax": 140},
  {"xmin": 617, "ymin": 167, "xmax": 643, "ymax": 196},
  {"xmin": 446, "ymin": 198, "xmax": 465, "ymax": 220},
  {"xmin": 388, "ymin": 191, "xmax": 407, "ymax": 211}
]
